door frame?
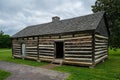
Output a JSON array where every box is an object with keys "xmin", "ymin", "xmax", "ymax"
[
  {"xmin": 21, "ymin": 43, "xmax": 26, "ymax": 57},
  {"xmin": 54, "ymin": 40, "xmax": 64, "ymax": 59}
]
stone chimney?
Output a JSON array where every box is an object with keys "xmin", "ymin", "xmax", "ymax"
[{"xmin": 52, "ymin": 16, "xmax": 60, "ymax": 22}]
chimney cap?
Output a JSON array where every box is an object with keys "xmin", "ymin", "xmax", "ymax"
[{"xmin": 52, "ymin": 16, "xmax": 60, "ymax": 22}]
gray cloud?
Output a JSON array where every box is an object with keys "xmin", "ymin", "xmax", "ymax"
[{"xmin": 0, "ymin": 0, "xmax": 96, "ymax": 36}]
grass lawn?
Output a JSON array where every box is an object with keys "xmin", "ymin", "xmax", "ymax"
[
  {"xmin": 0, "ymin": 69, "xmax": 11, "ymax": 80},
  {"xmin": 0, "ymin": 49, "xmax": 48, "ymax": 66},
  {"xmin": 54, "ymin": 49, "xmax": 120, "ymax": 80},
  {"xmin": 0, "ymin": 48, "xmax": 120, "ymax": 80}
]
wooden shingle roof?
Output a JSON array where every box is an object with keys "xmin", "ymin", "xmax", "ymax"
[{"xmin": 12, "ymin": 11, "xmax": 105, "ymax": 38}]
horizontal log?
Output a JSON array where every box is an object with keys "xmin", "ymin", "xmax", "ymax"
[
  {"xmin": 26, "ymin": 52, "xmax": 37, "ymax": 54},
  {"xmin": 14, "ymin": 48, "xmax": 21, "ymax": 51},
  {"xmin": 95, "ymin": 42, "xmax": 107, "ymax": 45},
  {"xmin": 95, "ymin": 39, "xmax": 108, "ymax": 43},
  {"xmin": 39, "ymin": 45, "xmax": 54, "ymax": 47},
  {"xmin": 25, "ymin": 56, "xmax": 37, "ymax": 60},
  {"xmin": 39, "ymin": 55, "xmax": 53, "ymax": 57},
  {"xmin": 26, "ymin": 53, "xmax": 38, "ymax": 56},
  {"xmin": 95, "ymin": 48, "xmax": 107, "ymax": 51},
  {"xmin": 65, "ymin": 51, "xmax": 92, "ymax": 53},
  {"xmin": 65, "ymin": 54, "xmax": 92, "ymax": 58},
  {"xmin": 64, "ymin": 60, "xmax": 92, "ymax": 65},
  {"xmin": 39, "ymin": 49, "xmax": 54, "ymax": 52},
  {"xmin": 65, "ymin": 44, "xmax": 92, "ymax": 48},
  {"xmin": 13, "ymin": 51, "xmax": 21, "ymax": 53},
  {"xmin": 95, "ymin": 52, "xmax": 107, "ymax": 58},
  {"xmin": 13, "ymin": 52, "xmax": 21, "ymax": 55},
  {"xmin": 39, "ymin": 55, "xmax": 53, "ymax": 59},
  {"xmin": 65, "ymin": 49, "xmax": 92, "ymax": 52},
  {"xmin": 65, "ymin": 47, "xmax": 92, "ymax": 50},
  {"xmin": 26, "ymin": 47, "xmax": 37, "ymax": 48},
  {"xmin": 26, "ymin": 50, "xmax": 37, "ymax": 52},
  {"xmin": 26, "ymin": 54, "xmax": 38, "ymax": 57},
  {"xmin": 95, "ymin": 34, "xmax": 108, "ymax": 39},
  {"xmin": 64, "ymin": 35, "xmax": 92, "ymax": 40},
  {"xmin": 39, "ymin": 52, "xmax": 54, "ymax": 55},
  {"xmin": 95, "ymin": 50, "xmax": 107, "ymax": 55},
  {"xmin": 74, "ymin": 33, "xmax": 90, "ymax": 36},
  {"xmin": 39, "ymin": 39, "xmax": 54, "ymax": 41},
  {"xmin": 95, "ymin": 46, "xmax": 107, "ymax": 48},
  {"xmin": 39, "ymin": 47, "xmax": 54, "ymax": 50},
  {"xmin": 39, "ymin": 58, "xmax": 53, "ymax": 62},
  {"xmin": 65, "ymin": 41, "xmax": 92, "ymax": 44},
  {"xmin": 39, "ymin": 50, "xmax": 54, "ymax": 53},
  {"xmin": 65, "ymin": 57, "xmax": 92, "ymax": 61},
  {"xmin": 95, "ymin": 55, "xmax": 108, "ymax": 63},
  {"xmin": 14, "ymin": 49, "xmax": 21, "ymax": 51}
]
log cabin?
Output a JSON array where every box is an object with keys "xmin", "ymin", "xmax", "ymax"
[{"xmin": 11, "ymin": 11, "xmax": 109, "ymax": 67}]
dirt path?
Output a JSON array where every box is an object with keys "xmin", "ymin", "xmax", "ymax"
[
  {"xmin": 0, "ymin": 61, "xmax": 69, "ymax": 80},
  {"xmin": 41, "ymin": 64, "xmax": 60, "ymax": 69}
]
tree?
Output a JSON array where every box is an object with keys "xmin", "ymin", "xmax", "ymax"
[
  {"xmin": 0, "ymin": 30, "xmax": 11, "ymax": 48},
  {"xmin": 0, "ymin": 30, "xmax": 4, "ymax": 35},
  {"xmin": 91, "ymin": 0, "xmax": 120, "ymax": 48}
]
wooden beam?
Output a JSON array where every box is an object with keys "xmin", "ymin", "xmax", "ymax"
[
  {"xmin": 39, "ymin": 50, "xmax": 54, "ymax": 53},
  {"xmin": 95, "ymin": 55, "xmax": 108, "ymax": 63},
  {"xmin": 65, "ymin": 51, "xmax": 92, "ymax": 53},
  {"xmin": 95, "ymin": 34, "xmax": 108, "ymax": 39},
  {"xmin": 26, "ymin": 46, "xmax": 37, "ymax": 48},
  {"xmin": 65, "ymin": 47, "xmax": 92, "ymax": 50},
  {"xmin": 95, "ymin": 48, "xmax": 107, "ymax": 51},
  {"xmin": 65, "ymin": 58, "xmax": 92, "ymax": 61},
  {"xmin": 95, "ymin": 53, "xmax": 107, "ymax": 59},
  {"xmin": 39, "ymin": 45, "xmax": 54, "ymax": 47},
  {"xmin": 65, "ymin": 41, "xmax": 92, "ymax": 44},
  {"xmin": 39, "ymin": 47, "xmax": 54, "ymax": 50},
  {"xmin": 39, "ymin": 55, "xmax": 53, "ymax": 59},
  {"xmin": 95, "ymin": 50, "xmax": 107, "ymax": 55},
  {"xmin": 95, "ymin": 46, "xmax": 107, "ymax": 48},
  {"xmin": 39, "ymin": 53, "xmax": 54, "ymax": 56},
  {"xmin": 26, "ymin": 52, "xmax": 37, "ymax": 54},
  {"xmin": 95, "ymin": 42, "xmax": 107, "ymax": 45},
  {"xmin": 95, "ymin": 39, "xmax": 108, "ymax": 42},
  {"xmin": 65, "ymin": 54, "xmax": 92, "ymax": 57},
  {"xmin": 64, "ymin": 60, "xmax": 92, "ymax": 65}
]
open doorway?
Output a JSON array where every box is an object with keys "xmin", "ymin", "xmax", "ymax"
[{"xmin": 55, "ymin": 41, "xmax": 64, "ymax": 59}]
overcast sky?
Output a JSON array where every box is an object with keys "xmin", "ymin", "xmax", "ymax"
[{"xmin": 0, "ymin": 0, "xmax": 96, "ymax": 36}]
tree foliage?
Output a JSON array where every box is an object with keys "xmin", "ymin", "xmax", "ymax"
[
  {"xmin": 91, "ymin": 0, "xmax": 120, "ymax": 48},
  {"xmin": 0, "ymin": 30, "xmax": 11, "ymax": 48}
]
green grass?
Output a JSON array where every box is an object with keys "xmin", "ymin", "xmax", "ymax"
[
  {"xmin": 0, "ymin": 49, "xmax": 48, "ymax": 66},
  {"xmin": 0, "ymin": 48, "xmax": 120, "ymax": 80},
  {"xmin": 54, "ymin": 49, "xmax": 120, "ymax": 80},
  {"xmin": 0, "ymin": 69, "xmax": 11, "ymax": 80}
]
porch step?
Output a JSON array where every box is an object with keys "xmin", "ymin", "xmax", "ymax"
[{"xmin": 51, "ymin": 59, "xmax": 63, "ymax": 66}]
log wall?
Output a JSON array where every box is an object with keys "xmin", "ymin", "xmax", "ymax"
[
  {"xmin": 94, "ymin": 34, "xmax": 108, "ymax": 64},
  {"xmin": 64, "ymin": 34, "xmax": 93, "ymax": 66},
  {"xmin": 12, "ymin": 32, "xmax": 108, "ymax": 66},
  {"xmin": 38, "ymin": 38, "xmax": 55, "ymax": 61},
  {"xmin": 12, "ymin": 39, "xmax": 21, "ymax": 57},
  {"xmin": 25, "ymin": 37, "xmax": 38, "ymax": 59},
  {"xmin": 12, "ymin": 37, "xmax": 38, "ymax": 59}
]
